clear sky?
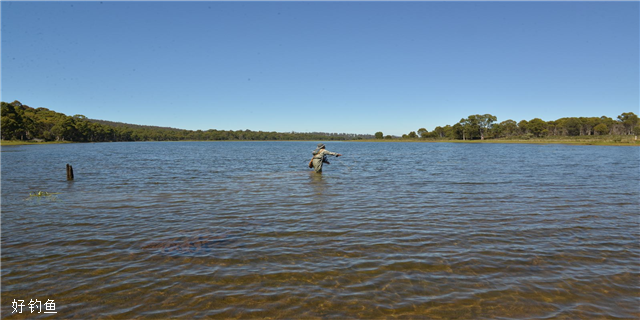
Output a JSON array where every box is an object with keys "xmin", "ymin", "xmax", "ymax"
[{"xmin": 2, "ymin": 1, "xmax": 638, "ymax": 136}]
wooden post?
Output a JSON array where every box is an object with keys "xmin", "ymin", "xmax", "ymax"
[{"xmin": 66, "ymin": 164, "xmax": 74, "ymax": 181}]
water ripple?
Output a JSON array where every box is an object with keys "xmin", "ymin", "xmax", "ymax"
[{"xmin": 2, "ymin": 142, "xmax": 639, "ymax": 318}]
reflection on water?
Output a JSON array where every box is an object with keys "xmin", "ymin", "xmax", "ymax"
[
  {"xmin": 309, "ymin": 170, "xmax": 328, "ymax": 199},
  {"xmin": 1, "ymin": 141, "xmax": 639, "ymax": 318}
]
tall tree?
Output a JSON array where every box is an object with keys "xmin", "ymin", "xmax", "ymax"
[
  {"xmin": 465, "ymin": 115, "xmax": 479, "ymax": 140},
  {"xmin": 477, "ymin": 114, "xmax": 497, "ymax": 140},
  {"xmin": 458, "ymin": 118, "xmax": 467, "ymax": 140},
  {"xmin": 417, "ymin": 128, "xmax": 428, "ymax": 138},
  {"xmin": 617, "ymin": 112, "xmax": 638, "ymax": 135}
]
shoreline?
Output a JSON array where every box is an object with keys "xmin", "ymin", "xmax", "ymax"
[{"xmin": 2, "ymin": 138, "xmax": 638, "ymax": 147}]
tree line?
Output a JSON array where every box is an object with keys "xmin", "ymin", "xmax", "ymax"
[
  {"xmin": 1, "ymin": 101, "xmax": 373, "ymax": 142},
  {"xmin": 4, "ymin": 100, "xmax": 637, "ymax": 143},
  {"xmin": 375, "ymin": 112, "xmax": 639, "ymax": 140}
]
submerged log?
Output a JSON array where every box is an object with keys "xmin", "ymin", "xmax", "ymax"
[{"xmin": 66, "ymin": 164, "xmax": 74, "ymax": 181}]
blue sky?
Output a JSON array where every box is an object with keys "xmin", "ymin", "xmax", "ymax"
[{"xmin": 2, "ymin": 1, "xmax": 638, "ymax": 136}]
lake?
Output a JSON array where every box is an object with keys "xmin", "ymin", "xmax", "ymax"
[{"xmin": 1, "ymin": 141, "xmax": 638, "ymax": 318}]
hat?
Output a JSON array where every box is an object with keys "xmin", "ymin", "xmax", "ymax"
[{"xmin": 317, "ymin": 143, "xmax": 325, "ymax": 149}]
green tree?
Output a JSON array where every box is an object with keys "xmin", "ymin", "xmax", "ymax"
[
  {"xmin": 617, "ymin": 112, "xmax": 638, "ymax": 135},
  {"xmin": 417, "ymin": 128, "xmax": 428, "ymax": 138},
  {"xmin": 460, "ymin": 115, "xmax": 490, "ymax": 140},
  {"xmin": 518, "ymin": 120, "xmax": 529, "ymax": 135},
  {"xmin": 491, "ymin": 122, "xmax": 504, "ymax": 138},
  {"xmin": 476, "ymin": 114, "xmax": 497, "ymax": 140},
  {"xmin": 51, "ymin": 116, "xmax": 78, "ymax": 141},
  {"xmin": 452, "ymin": 122, "xmax": 465, "ymax": 140},
  {"xmin": 594, "ymin": 123, "xmax": 608, "ymax": 136},
  {"xmin": 546, "ymin": 120, "xmax": 560, "ymax": 136},
  {"xmin": 497, "ymin": 120, "xmax": 518, "ymax": 137},
  {"xmin": 458, "ymin": 118, "xmax": 470, "ymax": 140},
  {"xmin": 408, "ymin": 131, "xmax": 417, "ymax": 138},
  {"xmin": 375, "ymin": 131, "xmax": 383, "ymax": 139},
  {"xmin": 1, "ymin": 102, "xmax": 27, "ymax": 140},
  {"xmin": 564, "ymin": 118, "xmax": 581, "ymax": 136},
  {"xmin": 581, "ymin": 117, "xmax": 599, "ymax": 135},
  {"xmin": 73, "ymin": 115, "xmax": 91, "ymax": 142},
  {"xmin": 527, "ymin": 118, "xmax": 548, "ymax": 137}
]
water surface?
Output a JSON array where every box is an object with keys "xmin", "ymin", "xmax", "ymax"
[{"xmin": 2, "ymin": 142, "xmax": 639, "ymax": 318}]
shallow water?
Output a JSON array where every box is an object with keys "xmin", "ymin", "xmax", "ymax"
[{"xmin": 1, "ymin": 141, "xmax": 639, "ymax": 318}]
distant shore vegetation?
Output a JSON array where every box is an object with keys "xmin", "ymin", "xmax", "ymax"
[
  {"xmin": 0, "ymin": 101, "xmax": 373, "ymax": 142},
  {"xmin": 375, "ymin": 112, "xmax": 639, "ymax": 145},
  {"xmin": 2, "ymin": 100, "xmax": 638, "ymax": 145}
]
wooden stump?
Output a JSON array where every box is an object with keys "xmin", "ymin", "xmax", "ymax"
[{"xmin": 66, "ymin": 164, "xmax": 74, "ymax": 181}]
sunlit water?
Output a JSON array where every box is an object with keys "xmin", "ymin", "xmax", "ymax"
[{"xmin": 2, "ymin": 141, "xmax": 639, "ymax": 318}]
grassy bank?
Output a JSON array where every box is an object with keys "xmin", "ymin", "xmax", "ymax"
[{"xmin": 1, "ymin": 140, "xmax": 73, "ymax": 146}]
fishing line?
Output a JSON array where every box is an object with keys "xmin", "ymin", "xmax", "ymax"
[{"xmin": 334, "ymin": 156, "xmax": 355, "ymax": 172}]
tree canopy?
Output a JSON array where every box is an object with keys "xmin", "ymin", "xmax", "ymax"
[
  {"xmin": 1, "ymin": 101, "xmax": 373, "ymax": 142},
  {"xmin": 400, "ymin": 112, "xmax": 638, "ymax": 140}
]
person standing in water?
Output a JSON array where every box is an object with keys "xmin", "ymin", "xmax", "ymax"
[{"xmin": 309, "ymin": 143, "xmax": 342, "ymax": 173}]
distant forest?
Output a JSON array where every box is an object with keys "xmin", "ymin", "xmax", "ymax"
[
  {"xmin": 0, "ymin": 101, "xmax": 373, "ymax": 142},
  {"xmin": 1, "ymin": 100, "xmax": 638, "ymax": 143},
  {"xmin": 387, "ymin": 112, "xmax": 639, "ymax": 140}
]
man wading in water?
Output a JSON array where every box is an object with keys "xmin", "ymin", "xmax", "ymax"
[{"xmin": 308, "ymin": 143, "xmax": 342, "ymax": 173}]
